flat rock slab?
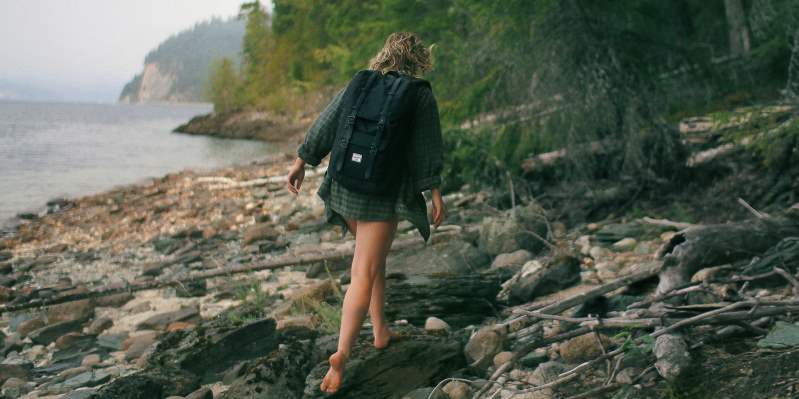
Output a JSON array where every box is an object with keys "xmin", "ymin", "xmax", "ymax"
[
  {"xmin": 385, "ymin": 239, "xmax": 491, "ymax": 276},
  {"xmin": 136, "ymin": 305, "xmax": 200, "ymax": 330},
  {"xmin": 758, "ymin": 321, "xmax": 799, "ymax": 349},
  {"xmin": 149, "ymin": 318, "xmax": 279, "ymax": 383},
  {"xmin": 28, "ymin": 319, "xmax": 85, "ymax": 345},
  {"xmin": 303, "ymin": 326, "xmax": 466, "ymax": 398}
]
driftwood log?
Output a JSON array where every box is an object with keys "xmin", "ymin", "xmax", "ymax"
[
  {"xmin": 385, "ymin": 268, "xmax": 514, "ymax": 328},
  {"xmin": 656, "ymin": 216, "xmax": 799, "ymax": 295}
]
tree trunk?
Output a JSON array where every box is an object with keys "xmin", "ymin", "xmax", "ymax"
[{"xmin": 724, "ymin": 0, "xmax": 751, "ymax": 57}]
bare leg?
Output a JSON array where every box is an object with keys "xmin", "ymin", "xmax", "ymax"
[
  {"xmin": 320, "ymin": 218, "xmax": 398, "ymax": 393},
  {"xmin": 342, "ymin": 217, "xmax": 396, "ymax": 349}
]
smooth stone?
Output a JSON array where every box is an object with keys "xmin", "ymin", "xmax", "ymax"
[
  {"xmin": 612, "ymin": 237, "xmax": 638, "ymax": 251},
  {"xmin": 424, "ymin": 316, "xmax": 450, "ymax": 332},
  {"xmin": 442, "ymin": 380, "xmax": 472, "ymax": 399},
  {"xmin": 490, "ymin": 250, "xmax": 533, "ymax": 270},
  {"xmin": 493, "ymin": 351, "xmax": 514, "ymax": 367},
  {"xmin": 464, "ymin": 326, "xmax": 503, "ymax": 369},
  {"xmin": 87, "ymin": 317, "xmax": 114, "ymax": 335}
]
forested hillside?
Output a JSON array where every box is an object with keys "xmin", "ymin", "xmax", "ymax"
[
  {"xmin": 119, "ymin": 17, "xmax": 244, "ymax": 103},
  {"xmin": 207, "ymin": 0, "xmax": 799, "ymax": 197}
]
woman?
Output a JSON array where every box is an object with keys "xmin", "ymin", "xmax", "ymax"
[{"xmin": 286, "ymin": 31, "xmax": 445, "ymax": 394}]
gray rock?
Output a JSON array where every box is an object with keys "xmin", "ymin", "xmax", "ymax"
[
  {"xmin": 442, "ymin": 380, "xmax": 472, "ymax": 399},
  {"xmin": 530, "ymin": 361, "xmax": 566, "ymax": 385},
  {"xmin": 508, "ymin": 256, "xmax": 581, "ymax": 304},
  {"xmin": 97, "ymin": 332, "xmax": 129, "ymax": 350},
  {"xmin": 491, "ymin": 249, "xmax": 533, "ymax": 271},
  {"xmin": 424, "ymin": 317, "xmax": 450, "ymax": 332},
  {"xmin": 88, "ymin": 317, "xmax": 114, "ymax": 335},
  {"xmin": 0, "ymin": 364, "xmax": 32, "ymax": 384},
  {"xmin": 124, "ymin": 331, "xmax": 159, "ymax": 362},
  {"xmin": 386, "ymin": 239, "xmax": 491, "ymax": 275},
  {"xmin": 0, "ymin": 377, "xmax": 30, "ymax": 398},
  {"xmin": 464, "ymin": 326, "xmax": 504, "ymax": 369},
  {"xmin": 758, "ymin": 321, "xmax": 799, "ymax": 348},
  {"xmin": 27, "ymin": 319, "xmax": 85, "ymax": 345},
  {"xmin": 654, "ymin": 334, "xmax": 690, "ymax": 381},
  {"xmin": 478, "ymin": 202, "xmax": 548, "ymax": 257}
]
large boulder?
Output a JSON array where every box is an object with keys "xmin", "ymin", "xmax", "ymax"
[
  {"xmin": 386, "ymin": 239, "xmax": 491, "ymax": 276},
  {"xmin": 478, "ymin": 202, "xmax": 549, "ymax": 257},
  {"xmin": 303, "ymin": 326, "xmax": 466, "ymax": 398},
  {"xmin": 504, "ymin": 255, "xmax": 581, "ymax": 305}
]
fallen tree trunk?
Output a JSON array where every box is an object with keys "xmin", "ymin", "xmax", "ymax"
[
  {"xmin": 385, "ymin": 268, "xmax": 514, "ymax": 328},
  {"xmin": 656, "ymin": 216, "xmax": 799, "ymax": 296}
]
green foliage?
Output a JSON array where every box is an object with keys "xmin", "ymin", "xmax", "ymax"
[
  {"xmin": 208, "ymin": 0, "xmax": 799, "ymax": 188},
  {"xmin": 206, "ymin": 58, "xmax": 241, "ymax": 113}
]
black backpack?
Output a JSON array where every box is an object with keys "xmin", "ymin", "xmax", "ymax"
[{"xmin": 329, "ymin": 69, "xmax": 430, "ymax": 197}]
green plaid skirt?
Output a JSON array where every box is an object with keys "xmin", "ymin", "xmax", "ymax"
[{"xmin": 316, "ymin": 169, "xmax": 431, "ymax": 242}]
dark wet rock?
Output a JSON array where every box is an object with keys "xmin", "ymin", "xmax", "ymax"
[
  {"xmin": 53, "ymin": 368, "xmax": 113, "ymax": 391},
  {"xmin": 148, "ymin": 318, "xmax": 279, "ymax": 383},
  {"xmin": 477, "ymin": 201, "xmax": 549, "ymax": 256},
  {"xmin": 28, "ymin": 319, "xmax": 85, "ymax": 345},
  {"xmin": 303, "ymin": 325, "xmax": 466, "ymax": 398},
  {"xmin": 386, "ymin": 239, "xmax": 491, "ymax": 275},
  {"xmin": 175, "ymin": 280, "xmax": 208, "ymax": 298},
  {"xmin": 0, "ymin": 261, "xmax": 12, "ymax": 274},
  {"xmin": 220, "ymin": 338, "xmax": 317, "ymax": 399},
  {"xmin": 401, "ymin": 387, "xmax": 447, "ymax": 399},
  {"xmin": 384, "ymin": 269, "xmax": 512, "ymax": 328},
  {"xmin": 136, "ymin": 305, "xmax": 200, "ymax": 330},
  {"xmin": 757, "ymin": 321, "xmax": 799, "ymax": 349},
  {"xmin": 97, "ymin": 333, "xmax": 128, "ymax": 351},
  {"xmin": 0, "ymin": 251, "xmax": 13, "ymax": 262},
  {"xmin": 519, "ymin": 349, "xmax": 549, "ymax": 368},
  {"xmin": 0, "ymin": 274, "xmax": 16, "ymax": 287},
  {"xmin": 91, "ymin": 367, "xmax": 199, "ymax": 399},
  {"xmin": 0, "ymin": 364, "xmax": 32, "ymax": 384},
  {"xmin": 40, "ymin": 334, "xmax": 103, "ymax": 375},
  {"xmin": 507, "ymin": 255, "xmax": 581, "ymax": 305}
]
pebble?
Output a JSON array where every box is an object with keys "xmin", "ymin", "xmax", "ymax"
[
  {"xmin": 442, "ymin": 380, "xmax": 471, "ymax": 399},
  {"xmin": 612, "ymin": 237, "xmax": 637, "ymax": 250},
  {"xmin": 424, "ymin": 317, "xmax": 450, "ymax": 332}
]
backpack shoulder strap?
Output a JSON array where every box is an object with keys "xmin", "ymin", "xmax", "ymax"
[
  {"xmin": 334, "ymin": 70, "xmax": 380, "ymax": 172},
  {"xmin": 364, "ymin": 75, "xmax": 408, "ymax": 179}
]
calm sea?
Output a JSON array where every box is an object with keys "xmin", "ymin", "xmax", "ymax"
[{"xmin": 0, "ymin": 100, "xmax": 284, "ymax": 228}]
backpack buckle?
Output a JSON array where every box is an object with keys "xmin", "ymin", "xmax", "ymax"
[
  {"xmin": 344, "ymin": 114, "xmax": 355, "ymax": 127},
  {"xmin": 369, "ymin": 143, "xmax": 377, "ymax": 155}
]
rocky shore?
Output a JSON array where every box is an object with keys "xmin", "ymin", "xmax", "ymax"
[{"xmin": 0, "ymin": 103, "xmax": 798, "ymax": 399}]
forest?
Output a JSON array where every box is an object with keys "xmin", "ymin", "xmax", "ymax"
[{"xmin": 207, "ymin": 0, "xmax": 798, "ymax": 206}]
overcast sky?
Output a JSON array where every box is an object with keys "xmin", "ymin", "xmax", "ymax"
[{"xmin": 0, "ymin": 1, "xmax": 272, "ymax": 103}]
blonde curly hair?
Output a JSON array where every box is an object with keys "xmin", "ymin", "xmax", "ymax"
[{"xmin": 368, "ymin": 32, "xmax": 433, "ymax": 77}]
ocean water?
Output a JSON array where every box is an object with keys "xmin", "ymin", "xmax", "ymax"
[{"xmin": 0, "ymin": 100, "xmax": 284, "ymax": 227}]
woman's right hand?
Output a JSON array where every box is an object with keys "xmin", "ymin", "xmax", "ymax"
[
  {"xmin": 430, "ymin": 187, "xmax": 445, "ymax": 229},
  {"xmin": 287, "ymin": 157, "xmax": 306, "ymax": 195}
]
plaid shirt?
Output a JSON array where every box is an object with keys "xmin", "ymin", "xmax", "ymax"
[{"xmin": 297, "ymin": 80, "xmax": 444, "ymax": 243}]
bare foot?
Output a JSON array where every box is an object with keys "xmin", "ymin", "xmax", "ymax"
[
  {"xmin": 320, "ymin": 351, "xmax": 346, "ymax": 393},
  {"xmin": 373, "ymin": 324, "xmax": 396, "ymax": 350}
]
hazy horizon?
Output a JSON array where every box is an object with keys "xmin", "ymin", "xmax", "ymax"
[{"xmin": 0, "ymin": 1, "xmax": 273, "ymax": 103}]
